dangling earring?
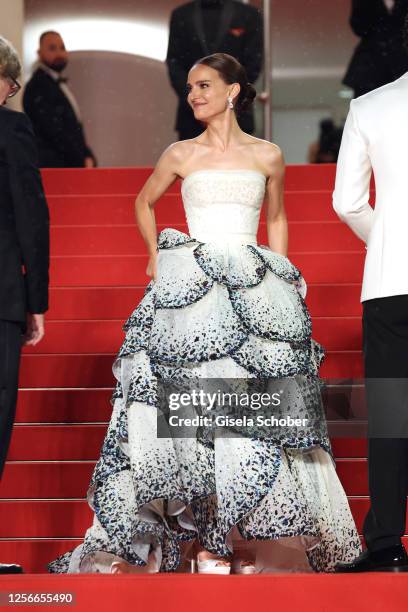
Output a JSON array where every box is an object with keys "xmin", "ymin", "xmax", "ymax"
[{"xmin": 227, "ymin": 96, "xmax": 234, "ymax": 109}]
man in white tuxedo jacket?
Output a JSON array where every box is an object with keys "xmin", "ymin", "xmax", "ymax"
[{"xmin": 333, "ymin": 23, "xmax": 408, "ymax": 572}]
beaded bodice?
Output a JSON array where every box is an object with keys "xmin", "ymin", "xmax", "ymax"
[{"xmin": 181, "ymin": 169, "xmax": 266, "ymax": 245}]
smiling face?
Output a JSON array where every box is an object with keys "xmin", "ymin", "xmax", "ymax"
[{"xmin": 186, "ymin": 63, "xmax": 239, "ymax": 123}]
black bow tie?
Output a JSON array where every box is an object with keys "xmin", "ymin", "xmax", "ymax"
[
  {"xmin": 57, "ymin": 76, "xmax": 68, "ymax": 84},
  {"xmin": 200, "ymin": 0, "xmax": 224, "ymax": 5}
]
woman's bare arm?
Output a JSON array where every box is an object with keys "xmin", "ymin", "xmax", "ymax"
[
  {"xmin": 135, "ymin": 142, "xmax": 185, "ymax": 257},
  {"xmin": 264, "ymin": 145, "xmax": 288, "ymax": 256}
]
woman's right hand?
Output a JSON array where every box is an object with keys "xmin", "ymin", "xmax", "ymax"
[{"xmin": 146, "ymin": 252, "xmax": 158, "ymax": 281}]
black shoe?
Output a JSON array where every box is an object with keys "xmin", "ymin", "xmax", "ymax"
[
  {"xmin": 335, "ymin": 545, "xmax": 408, "ymax": 573},
  {"xmin": 0, "ymin": 563, "xmax": 23, "ymax": 574}
]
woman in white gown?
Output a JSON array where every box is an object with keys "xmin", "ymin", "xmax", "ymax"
[{"xmin": 49, "ymin": 53, "xmax": 361, "ymax": 575}]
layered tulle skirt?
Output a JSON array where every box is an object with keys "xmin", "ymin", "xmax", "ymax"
[{"xmin": 48, "ymin": 228, "xmax": 361, "ymax": 573}]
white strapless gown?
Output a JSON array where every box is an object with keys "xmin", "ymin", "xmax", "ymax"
[{"xmin": 49, "ymin": 170, "xmax": 361, "ymax": 574}]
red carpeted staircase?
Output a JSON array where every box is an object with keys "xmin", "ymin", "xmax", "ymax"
[{"xmin": 0, "ymin": 165, "xmax": 404, "ymax": 575}]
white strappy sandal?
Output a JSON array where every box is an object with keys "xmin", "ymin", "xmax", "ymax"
[
  {"xmin": 196, "ymin": 555, "xmax": 231, "ymax": 575},
  {"xmin": 231, "ymin": 559, "xmax": 257, "ymax": 575}
]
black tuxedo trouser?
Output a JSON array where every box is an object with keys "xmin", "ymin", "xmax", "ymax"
[
  {"xmin": 362, "ymin": 295, "xmax": 408, "ymax": 551},
  {"xmin": 0, "ymin": 320, "xmax": 23, "ymax": 479}
]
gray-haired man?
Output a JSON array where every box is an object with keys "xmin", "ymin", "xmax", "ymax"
[{"xmin": 0, "ymin": 36, "xmax": 50, "ymax": 574}]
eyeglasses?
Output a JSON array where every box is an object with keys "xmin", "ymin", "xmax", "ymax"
[{"xmin": 6, "ymin": 77, "xmax": 21, "ymax": 99}]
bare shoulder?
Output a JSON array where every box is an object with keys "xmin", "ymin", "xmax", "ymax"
[
  {"xmin": 253, "ymin": 137, "xmax": 283, "ymax": 163},
  {"xmin": 158, "ymin": 140, "xmax": 192, "ymax": 164},
  {"xmin": 246, "ymin": 136, "xmax": 284, "ymax": 177},
  {"xmin": 156, "ymin": 139, "xmax": 197, "ymax": 176}
]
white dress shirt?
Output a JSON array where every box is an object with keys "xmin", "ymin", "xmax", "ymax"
[
  {"xmin": 383, "ymin": 0, "xmax": 395, "ymax": 12},
  {"xmin": 333, "ymin": 71, "xmax": 408, "ymax": 302}
]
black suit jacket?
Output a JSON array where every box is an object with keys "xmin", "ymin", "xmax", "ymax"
[
  {"xmin": 23, "ymin": 67, "xmax": 95, "ymax": 168},
  {"xmin": 343, "ymin": 0, "xmax": 408, "ymax": 94},
  {"xmin": 166, "ymin": 0, "xmax": 263, "ymax": 135},
  {"xmin": 0, "ymin": 107, "xmax": 49, "ymax": 324}
]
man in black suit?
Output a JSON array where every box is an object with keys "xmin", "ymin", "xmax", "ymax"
[
  {"xmin": 0, "ymin": 36, "xmax": 50, "ymax": 574},
  {"xmin": 343, "ymin": 0, "xmax": 408, "ymax": 97},
  {"xmin": 166, "ymin": 0, "xmax": 263, "ymax": 140},
  {"xmin": 23, "ymin": 31, "xmax": 96, "ymax": 168}
]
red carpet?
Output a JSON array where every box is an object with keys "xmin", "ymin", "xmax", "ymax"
[
  {"xmin": 1, "ymin": 574, "xmax": 408, "ymax": 612},
  {"xmin": 0, "ymin": 165, "xmax": 406, "ymax": 609}
]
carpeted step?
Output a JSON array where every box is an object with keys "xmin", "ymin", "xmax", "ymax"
[
  {"xmin": 0, "ymin": 462, "xmax": 96, "ymax": 499},
  {"xmin": 306, "ymin": 284, "xmax": 362, "ymax": 317},
  {"xmin": 47, "ymin": 287, "xmax": 143, "ymax": 320},
  {"xmin": 0, "ymin": 540, "xmax": 81, "ymax": 575},
  {"xmin": 330, "ymin": 437, "xmax": 367, "ymax": 458},
  {"xmin": 0, "ymin": 501, "xmax": 92, "ymax": 539},
  {"xmin": 16, "ymin": 389, "xmax": 113, "ymax": 424},
  {"xmin": 22, "ymin": 317, "xmax": 362, "ymax": 355},
  {"xmin": 48, "ymin": 194, "xmax": 183, "ymax": 226},
  {"xmin": 2, "ymin": 564, "xmax": 408, "ymax": 602},
  {"xmin": 41, "ymin": 165, "xmax": 341, "ymax": 196},
  {"xmin": 42, "ymin": 167, "xmax": 155, "ymax": 196},
  {"xmin": 46, "ymin": 285, "xmax": 363, "ymax": 320},
  {"xmin": 15, "ymin": 387, "xmax": 367, "ymax": 426},
  {"xmin": 45, "ymin": 284, "xmax": 364, "ymax": 319},
  {"xmin": 7, "ymin": 426, "xmax": 368, "ymax": 462},
  {"xmin": 48, "ymin": 252, "xmax": 365, "ymax": 287},
  {"xmin": 20, "ymin": 355, "xmax": 116, "ymax": 388},
  {"xmin": 18, "ymin": 352, "xmax": 364, "ymax": 388},
  {"xmin": 49, "ymin": 222, "xmax": 363, "ymax": 256},
  {"xmin": 0, "ymin": 458, "xmax": 368, "ymax": 499},
  {"xmin": 8, "ymin": 425, "xmax": 107, "ymax": 461},
  {"xmin": 47, "ymin": 192, "xmax": 352, "ymax": 226},
  {"xmin": 2, "ymin": 497, "xmax": 405, "ymax": 539}
]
